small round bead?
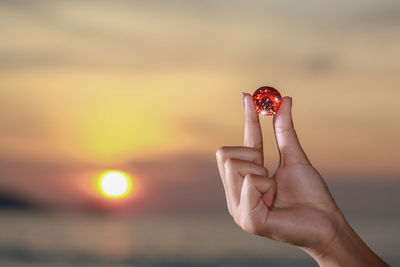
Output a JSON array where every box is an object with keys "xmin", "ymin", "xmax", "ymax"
[{"xmin": 252, "ymin": 86, "xmax": 282, "ymax": 116}]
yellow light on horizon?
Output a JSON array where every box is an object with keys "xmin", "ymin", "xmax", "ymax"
[{"xmin": 98, "ymin": 170, "xmax": 133, "ymax": 199}]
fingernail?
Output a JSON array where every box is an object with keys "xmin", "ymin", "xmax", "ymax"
[{"xmin": 242, "ymin": 92, "xmax": 246, "ymax": 106}]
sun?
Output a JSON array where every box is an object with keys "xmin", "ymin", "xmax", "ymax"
[{"xmin": 98, "ymin": 170, "xmax": 133, "ymax": 199}]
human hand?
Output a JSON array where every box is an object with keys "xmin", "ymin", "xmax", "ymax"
[{"xmin": 216, "ymin": 93, "xmax": 388, "ymax": 266}]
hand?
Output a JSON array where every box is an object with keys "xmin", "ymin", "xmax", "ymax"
[{"xmin": 216, "ymin": 93, "xmax": 388, "ymax": 266}]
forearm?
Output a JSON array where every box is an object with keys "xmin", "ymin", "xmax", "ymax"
[{"xmin": 309, "ymin": 211, "xmax": 388, "ymax": 267}]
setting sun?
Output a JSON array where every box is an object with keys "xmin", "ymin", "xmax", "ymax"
[{"xmin": 98, "ymin": 171, "xmax": 133, "ymax": 199}]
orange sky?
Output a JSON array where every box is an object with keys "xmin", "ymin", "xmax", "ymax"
[{"xmin": 0, "ymin": 0, "xmax": 399, "ymax": 209}]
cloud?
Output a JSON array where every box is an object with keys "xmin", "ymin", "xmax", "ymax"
[
  {"xmin": 1, "ymin": 0, "xmax": 398, "ymax": 73},
  {"xmin": 0, "ymin": 91, "xmax": 52, "ymax": 138}
]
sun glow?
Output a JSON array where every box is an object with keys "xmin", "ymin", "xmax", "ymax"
[{"xmin": 98, "ymin": 170, "xmax": 133, "ymax": 199}]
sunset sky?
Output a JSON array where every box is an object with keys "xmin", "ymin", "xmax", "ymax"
[{"xmin": 0, "ymin": 0, "xmax": 399, "ymax": 211}]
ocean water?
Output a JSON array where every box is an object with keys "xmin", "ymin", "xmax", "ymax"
[{"xmin": 0, "ymin": 211, "xmax": 398, "ymax": 267}]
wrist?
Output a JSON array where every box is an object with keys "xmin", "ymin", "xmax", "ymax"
[{"xmin": 308, "ymin": 211, "xmax": 388, "ymax": 266}]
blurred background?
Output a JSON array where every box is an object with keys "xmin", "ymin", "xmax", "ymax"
[{"xmin": 1, "ymin": 0, "xmax": 399, "ymax": 266}]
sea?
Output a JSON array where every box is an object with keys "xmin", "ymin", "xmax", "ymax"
[{"xmin": 0, "ymin": 211, "xmax": 398, "ymax": 267}]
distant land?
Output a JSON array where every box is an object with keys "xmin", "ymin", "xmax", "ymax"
[{"xmin": 0, "ymin": 193, "xmax": 33, "ymax": 210}]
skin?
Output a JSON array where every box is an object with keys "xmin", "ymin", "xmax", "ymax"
[{"xmin": 216, "ymin": 93, "xmax": 388, "ymax": 266}]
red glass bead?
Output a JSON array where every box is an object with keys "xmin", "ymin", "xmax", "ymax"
[{"xmin": 252, "ymin": 86, "xmax": 282, "ymax": 116}]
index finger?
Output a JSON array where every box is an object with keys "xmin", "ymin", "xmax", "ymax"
[{"xmin": 243, "ymin": 93, "xmax": 263, "ymax": 160}]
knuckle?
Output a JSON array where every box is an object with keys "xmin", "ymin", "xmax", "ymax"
[
  {"xmin": 224, "ymin": 158, "xmax": 235, "ymax": 169},
  {"xmin": 244, "ymin": 173, "xmax": 255, "ymax": 182},
  {"xmin": 216, "ymin": 147, "xmax": 226, "ymax": 160},
  {"xmin": 216, "ymin": 146, "xmax": 233, "ymax": 163}
]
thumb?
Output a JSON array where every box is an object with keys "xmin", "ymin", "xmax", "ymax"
[{"xmin": 273, "ymin": 97, "xmax": 309, "ymax": 166}]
